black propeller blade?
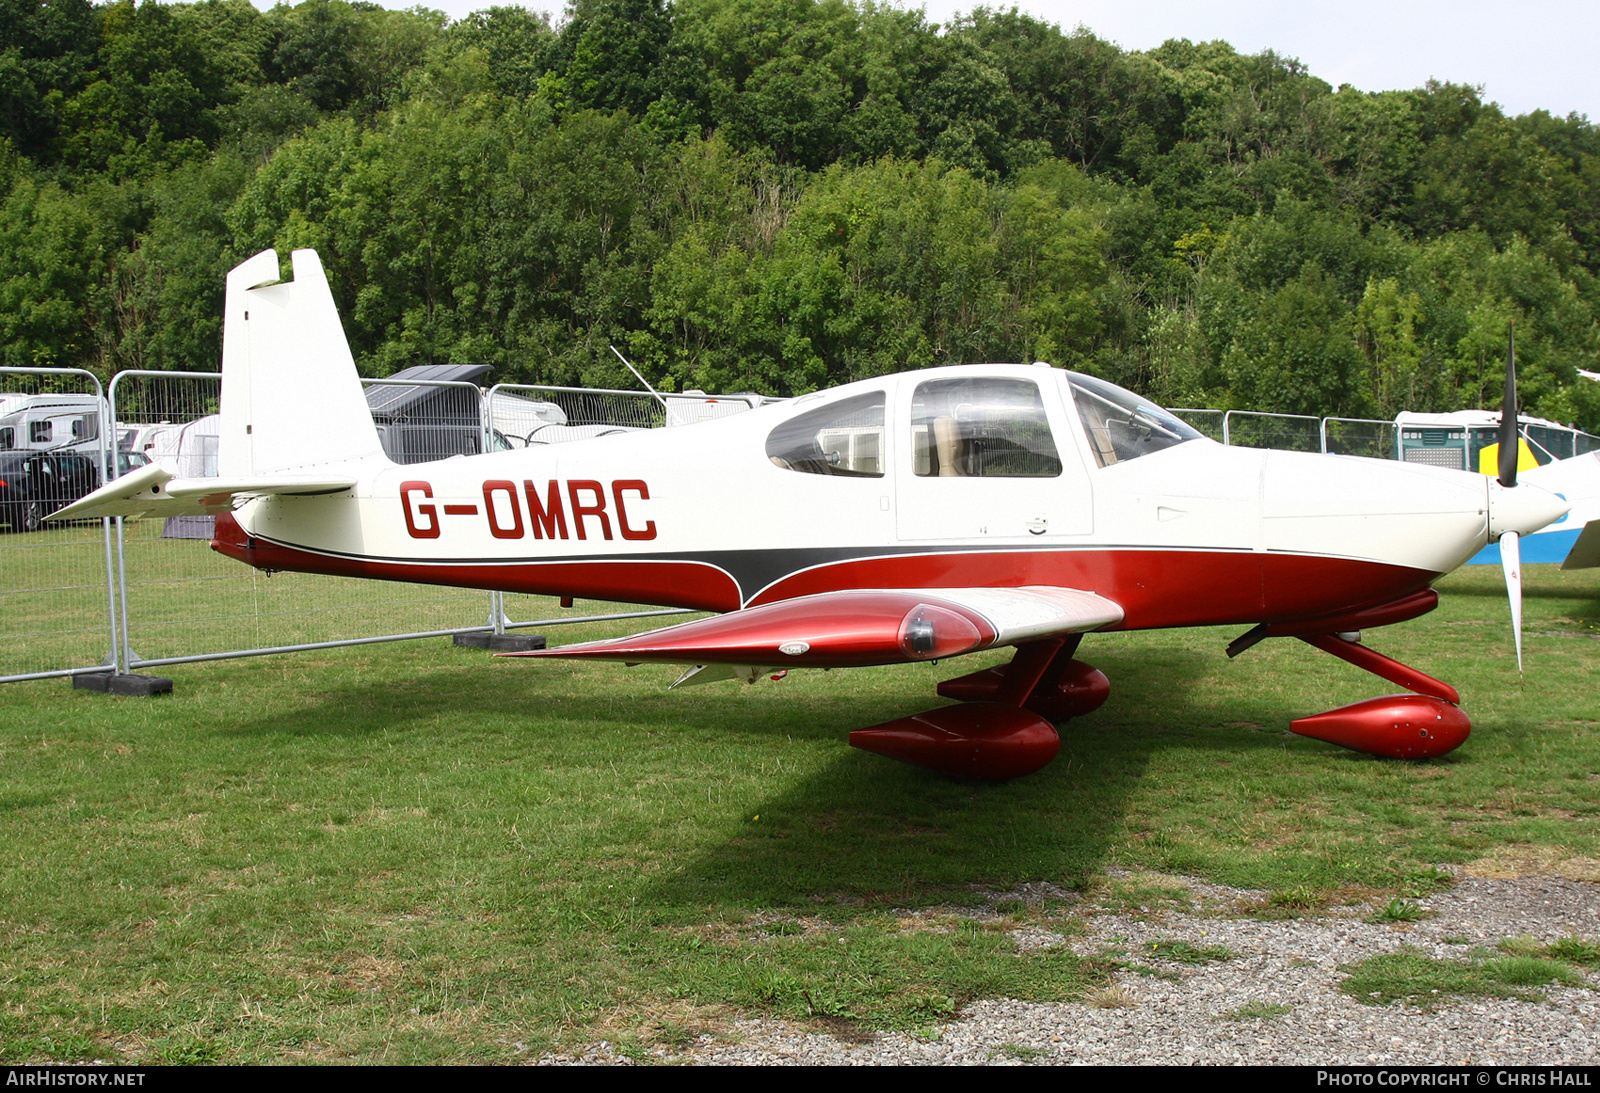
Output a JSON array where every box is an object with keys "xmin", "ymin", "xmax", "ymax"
[
  {"xmin": 1496, "ymin": 322, "xmax": 1524, "ymax": 673},
  {"xmin": 1498, "ymin": 324, "xmax": 1519, "ymax": 487}
]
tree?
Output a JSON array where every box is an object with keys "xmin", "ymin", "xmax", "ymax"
[
  {"xmin": 557, "ymin": 0, "xmax": 669, "ymax": 117},
  {"xmin": 446, "ymin": 6, "xmax": 558, "ymax": 100},
  {"xmin": 0, "ymin": 0, "xmax": 99, "ymax": 158},
  {"xmin": 57, "ymin": 0, "xmax": 229, "ymax": 178},
  {"xmin": 267, "ymin": 0, "xmax": 443, "ymax": 118},
  {"xmin": 1217, "ymin": 262, "xmax": 1365, "ymax": 415},
  {"xmin": 958, "ymin": 12, "xmax": 1180, "ymax": 178}
]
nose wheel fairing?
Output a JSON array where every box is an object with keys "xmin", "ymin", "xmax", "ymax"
[
  {"xmin": 1290, "ymin": 694, "xmax": 1470, "ymax": 760},
  {"xmin": 1284, "ymin": 633, "xmax": 1470, "ymax": 759}
]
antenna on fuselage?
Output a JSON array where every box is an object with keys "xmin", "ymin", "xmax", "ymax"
[{"xmin": 609, "ymin": 345, "xmax": 668, "ymax": 412}]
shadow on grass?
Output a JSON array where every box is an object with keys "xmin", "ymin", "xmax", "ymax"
[
  {"xmin": 209, "ymin": 634, "xmax": 1327, "ymax": 910},
  {"xmin": 642, "ymin": 730, "xmax": 1155, "ymax": 910},
  {"xmin": 644, "ymin": 640, "xmax": 1263, "ymax": 910},
  {"xmin": 1439, "ymin": 565, "xmax": 1600, "ymax": 605}
]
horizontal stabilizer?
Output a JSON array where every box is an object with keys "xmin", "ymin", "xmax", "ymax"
[
  {"xmin": 501, "ymin": 586, "xmax": 1123, "ymax": 671},
  {"xmin": 48, "ymin": 460, "xmax": 356, "ymax": 522}
]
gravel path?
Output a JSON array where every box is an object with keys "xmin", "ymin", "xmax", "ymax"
[{"xmin": 541, "ymin": 865, "xmax": 1600, "ymax": 1066}]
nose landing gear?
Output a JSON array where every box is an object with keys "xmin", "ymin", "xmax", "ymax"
[
  {"xmin": 1285, "ymin": 633, "xmax": 1469, "ymax": 759},
  {"xmin": 1289, "ymin": 691, "xmax": 1470, "ymax": 760}
]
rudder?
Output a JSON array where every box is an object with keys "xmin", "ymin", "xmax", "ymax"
[{"xmin": 219, "ymin": 249, "xmax": 388, "ymax": 477}]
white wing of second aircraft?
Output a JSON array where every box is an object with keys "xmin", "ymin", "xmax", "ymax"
[{"xmin": 1520, "ymin": 452, "xmax": 1600, "ymax": 569}]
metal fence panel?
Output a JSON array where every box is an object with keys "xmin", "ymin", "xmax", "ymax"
[
  {"xmin": 1223, "ymin": 410, "xmax": 1321, "ymax": 452},
  {"xmin": 487, "ymin": 384, "xmax": 664, "ymax": 447},
  {"xmin": 0, "ymin": 368, "xmax": 119, "ymax": 681},
  {"xmin": 1170, "ymin": 408, "xmax": 1224, "ymax": 442},
  {"xmin": 109, "ymin": 372, "xmax": 496, "ymax": 668},
  {"xmin": 1321, "ymin": 417, "xmax": 1398, "ymax": 459},
  {"xmin": 363, "ymin": 377, "xmax": 492, "ymax": 464}
]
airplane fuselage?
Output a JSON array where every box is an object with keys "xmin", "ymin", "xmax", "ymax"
[{"xmin": 218, "ymin": 364, "xmax": 1499, "ymax": 632}]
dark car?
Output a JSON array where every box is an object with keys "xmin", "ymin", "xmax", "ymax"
[
  {"xmin": 0, "ymin": 450, "xmax": 106, "ymax": 532},
  {"xmin": 115, "ymin": 449, "xmax": 149, "ymax": 478}
]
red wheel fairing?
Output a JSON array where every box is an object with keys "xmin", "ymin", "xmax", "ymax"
[
  {"xmin": 849, "ymin": 703, "xmax": 1061, "ymax": 779},
  {"xmin": 1290, "ymin": 695, "xmax": 1470, "ymax": 759}
]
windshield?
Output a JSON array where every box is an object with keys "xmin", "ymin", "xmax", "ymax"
[{"xmin": 1068, "ymin": 372, "xmax": 1202, "ymax": 468}]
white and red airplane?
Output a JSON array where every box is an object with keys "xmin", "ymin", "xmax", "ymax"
[{"xmin": 55, "ymin": 250, "xmax": 1570, "ymax": 777}]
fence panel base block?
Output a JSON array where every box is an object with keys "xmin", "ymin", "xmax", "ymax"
[
  {"xmin": 453, "ymin": 633, "xmax": 548, "ymax": 652},
  {"xmin": 73, "ymin": 673, "xmax": 174, "ymax": 696}
]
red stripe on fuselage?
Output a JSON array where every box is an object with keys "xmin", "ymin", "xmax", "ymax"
[
  {"xmin": 211, "ymin": 513, "xmax": 743, "ymax": 611},
  {"xmin": 746, "ymin": 549, "xmax": 1435, "ymax": 629},
  {"xmin": 212, "ymin": 515, "xmax": 1436, "ymax": 630}
]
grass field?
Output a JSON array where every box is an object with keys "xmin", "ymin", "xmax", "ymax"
[{"xmin": 0, "ymin": 564, "xmax": 1596, "ymax": 1063}]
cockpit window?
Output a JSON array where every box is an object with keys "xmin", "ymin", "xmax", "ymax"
[
  {"xmin": 766, "ymin": 391, "xmax": 885, "ymax": 477},
  {"xmin": 911, "ymin": 377, "xmax": 1061, "ymax": 478},
  {"xmin": 1069, "ymin": 372, "xmax": 1202, "ymax": 468}
]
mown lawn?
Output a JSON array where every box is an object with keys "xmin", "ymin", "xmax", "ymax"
[{"xmin": 0, "ymin": 564, "xmax": 1596, "ymax": 1062}]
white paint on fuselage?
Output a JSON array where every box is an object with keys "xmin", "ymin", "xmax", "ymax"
[
  {"xmin": 1261, "ymin": 449, "xmax": 1492, "ymax": 574},
  {"xmin": 236, "ymin": 365, "xmax": 1512, "ymax": 581}
]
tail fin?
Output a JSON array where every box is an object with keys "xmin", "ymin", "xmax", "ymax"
[{"xmin": 219, "ymin": 249, "xmax": 388, "ymax": 477}]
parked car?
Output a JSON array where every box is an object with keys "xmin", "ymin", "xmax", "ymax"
[
  {"xmin": 116, "ymin": 449, "xmax": 150, "ymax": 478},
  {"xmin": 0, "ymin": 450, "xmax": 109, "ymax": 532}
]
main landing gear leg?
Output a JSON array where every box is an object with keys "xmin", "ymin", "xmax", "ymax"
[
  {"xmin": 1288, "ymin": 633, "xmax": 1470, "ymax": 759},
  {"xmin": 849, "ymin": 637, "xmax": 1108, "ymax": 779},
  {"xmin": 933, "ymin": 634, "xmax": 1112, "ymax": 720}
]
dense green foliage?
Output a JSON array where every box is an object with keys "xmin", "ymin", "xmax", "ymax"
[{"xmin": 3, "ymin": 0, "xmax": 1598, "ymax": 424}]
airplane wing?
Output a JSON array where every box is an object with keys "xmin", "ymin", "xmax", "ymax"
[
  {"xmin": 501, "ymin": 586, "xmax": 1124, "ymax": 682},
  {"xmin": 48, "ymin": 460, "xmax": 356, "ymax": 522},
  {"xmin": 1523, "ymin": 453, "xmax": 1600, "ymax": 569},
  {"xmin": 1562, "ymin": 520, "xmax": 1600, "ymax": 569}
]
